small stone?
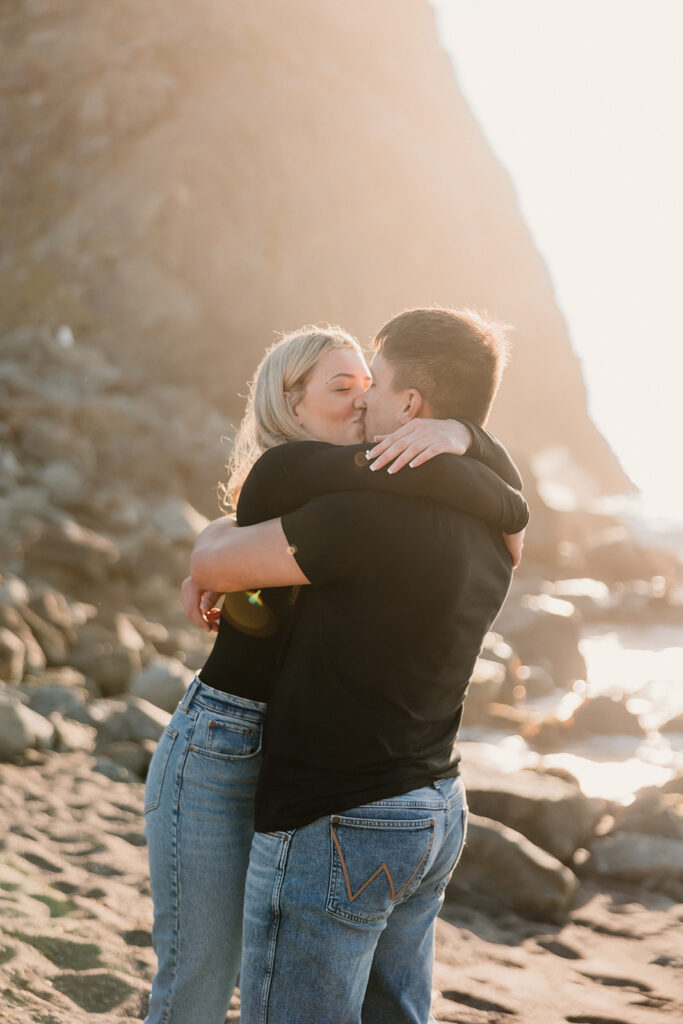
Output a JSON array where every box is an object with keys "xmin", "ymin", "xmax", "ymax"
[
  {"xmin": 0, "ymin": 626, "xmax": 26, "ymax": 682},
  {"xmin": 130, "ymin": 656, "xmax": 192, "ymax": 713},
  {"xmin": 0, "ymin": 695, "xmax": 55, "ymax": 759}
]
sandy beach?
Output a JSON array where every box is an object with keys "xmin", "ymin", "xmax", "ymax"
[{"xmin": 1, "ymin": 750, "xmax": 681, "ymax": 1024}]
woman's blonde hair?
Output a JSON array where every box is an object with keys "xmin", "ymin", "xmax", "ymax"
[{"xmin": 223, "ymin": 325, "xmax": 363, "ymax": 509}]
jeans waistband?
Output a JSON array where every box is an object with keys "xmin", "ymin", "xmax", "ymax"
[{"xmin": 180, "ymin": 675, "xmax": 268, "ymax": 715}]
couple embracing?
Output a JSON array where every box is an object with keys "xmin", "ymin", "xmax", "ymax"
[{"xmin": 144, "ymin": 307, "xmax": 529, "ymax": 1024}]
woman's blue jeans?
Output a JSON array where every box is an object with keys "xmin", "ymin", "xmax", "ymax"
[
  {"xmin": 240, "ymin": 775, "xmax": 468, "ymax": 1024},
  {"xmin": 144, "ymin": 676, "xmax": 266, "ymax": 1024}
]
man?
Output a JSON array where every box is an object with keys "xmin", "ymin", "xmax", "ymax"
[{"xmin": 189, "ymin": 308, "xmax": 527, "ymax": 1023}]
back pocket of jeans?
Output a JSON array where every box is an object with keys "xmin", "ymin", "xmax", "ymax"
[
  {"xmin": 144, "ymin": 726, "xmax": 178, "ymax": 813},
  {"xmin": 326, "ymin": 815, "xmax": 435, "ymax": 926}
]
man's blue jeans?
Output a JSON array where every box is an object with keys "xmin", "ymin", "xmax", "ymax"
[
  {"xmin": 144, "ymin": 677, "xmax": 266, "ymax": 1024},
  {"xmin": 240, "ymin": 775, "xmax": 468, "ymax": 1024}
]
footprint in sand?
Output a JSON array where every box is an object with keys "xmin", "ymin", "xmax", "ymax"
[
  {"xmin": 10, "ymin": 933, "xmax": 102, "ymax": 971},
  {"xmin": 535, "ymin": 936, "xmax": 583, "ymax": 959},
  {"xmin": 580, "ymin": 973, "xmax": 652, "ymax": 993},
  {"xmin": 20, "ymin": 851, "xmax": 63, "ymax": 874},
  {"xmin": 566, "ymin": 1017, "xmax": 632, "ymax": 1024},
  {"xmin": 441, "ymin": 989, "xmax": 516, "ymax": 1015},
  {"xmin": 52, "ymin": 969, "xmax": 144, "ymax": 1014}
]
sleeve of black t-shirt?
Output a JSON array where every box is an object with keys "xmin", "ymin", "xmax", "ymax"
[
  {"xmin": 236, "ymin": 441, "xmax": 529, "ymax": 533},
  {"xmin": 458, "ymin": 421, "xmax": 523, "ymax": 489},
  {"xmin": 280, "ymin": 492, "xmax": 389, "ymax": 585}
]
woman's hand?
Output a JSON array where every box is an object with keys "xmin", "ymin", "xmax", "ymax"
[
  {"xmin": 365, "ymin": 419, "xmax": 473, "ymax": 473},
  {"xmin": 503, "ymin": 528, "xmax": 525, "ymax": 568},
  {"xmin": 182, "ymin": 575, "xmax": 223, "ymax": 632}
]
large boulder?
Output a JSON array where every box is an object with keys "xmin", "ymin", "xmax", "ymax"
[
  {"xmin": 447, "ymin": 813, "xmax": 578, "ymax": 922},
  {"xmin": 611, "ymin": 787, "xmax": 683, "ymax": 841},
  {"xmin": 568, "ymin": 694, "xmax": 645, "ymax": 738},
  {"xmin": 460, "ymin": 758, "xmax": 601, "ymax": 863}
]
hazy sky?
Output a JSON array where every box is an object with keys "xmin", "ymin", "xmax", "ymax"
[{"xmin": 430, "ymin": 0, "xmax": 683, "ymax": 521}]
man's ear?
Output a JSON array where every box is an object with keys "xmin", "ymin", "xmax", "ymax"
[{"xmin": 398, "ymin": 388, "xmax": 424, "ymax": 424}]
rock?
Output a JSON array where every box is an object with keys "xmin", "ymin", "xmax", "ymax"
[
  {"xmin": 25, "ymin": 681, "xmax": 92, "ymax": 724},
  {"xmin": 0, "ymin": 607, "xmax": 46, "ymax": 675},
  {"xmin": 24, "ymin": 515, "xmax": 120, "ymax": 583},
  {"xmin": 134, "ymin": 572, "xmax": 177, "ymax": 610},
  {"xmin": 568, "ymin": 694, "xmax": 645, "ymax": 738},
  {"xmin": 0, "ymin": 694, "xmax": 55, "ymax": 759},
  {"xmin": 476, "ymin": 702, "xmax": 531, "ymax": 732},
  {"xmin": 28, "ymin": 587, "xmax": 79, "ymax": 643},
  {"xmin": 69, "ymin": 620, "xmax": 143, "ymax": 697},
  {"xmin": 0, "ymin": 625, "xmax": 26, "ymax": 681},
  {"xmin": 587, "ymin": 831, "xmax": 683, "ymax": 881},
  {"xmin": 20, "ymin": 418, "xmax": 96, "ymax": 473},
  {"xmin": 661, "ymin": 711, "xmax": 683, "ymax": 735},
  {"xmin": 93, "ymin": 757, "xmax": 141, "ymax": 784},
  {"xmin": 119, "ymin": 527, "xmax": 189, "ymax": 585},
  {"xmin": 50, "ymin": 712, "xmax": 97, "ymax": 753},
  {"xmin": 660, "ymin": 772, "xmax": 683, "ymax": 795},
  {"xmin": 16, "ymin": 604, "xmax": 70, "ymax": 665},
  {"xmin": 516, "ymin": 663, "xmax": 556, "ymax": 699},
  {"xmin": 98, "ymin": 739, "xmax": 155, "ymax": 777},
  {"xmin": 130, "ymin": 656, "xmax": 192, "ymax": 713},
  {"xmin": 447, "ymin": 813, "xmax": 578, "ymax": 921},
  {"xmin": 494, "ymin": 593, "xmax": 586, "ymax": 687},
  {"xmin": 152, "ymin": 498, "xmax": 209, "ymax": 543},
  {"xmin": 96, "ymin": 695, "xmax": 171, "ymax": 745},
  {"xmin": 463, "ymin": 658, "xmax": 506, "ymax": 719},
  {"xmin": 125, "ymin": 613, "xmax": 171, "ymax": 651},
  {"xmin": 460, "ymin": 760, "xmax": 601, "ymax": 863},
  {"xmin": 39, "ymin": 459, "xmax": 89, "ymax": 508},
  {"xmin": 0, "ymin": 574, "xmax": 31, "ymax": 606},
  {"xmin": 611, "ymin": 789, "xmax": 683, "ymax": 841}
]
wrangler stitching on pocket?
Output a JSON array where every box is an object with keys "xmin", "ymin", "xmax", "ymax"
[{"xmin": 330, "ymin": 821, "xmax": 435, "ymax": 903}]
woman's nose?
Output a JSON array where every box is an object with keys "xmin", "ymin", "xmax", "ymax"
[{"xmin": 353, "ymin": 390, "xmax": 366, "ymax": 409}]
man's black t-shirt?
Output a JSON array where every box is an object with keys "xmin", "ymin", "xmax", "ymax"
[
  {"xmin": 200, "ymin": 435, "xmax": 528, "ymax": 700},
  {"xmin": 252, "ymin": 488, "xmax": 515, "ymax": 832}
]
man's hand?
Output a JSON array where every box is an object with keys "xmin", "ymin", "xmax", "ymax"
[
  {"xmin": 503, "ymin": 528, "xmax": 525, "ymax": 569},
  {"xmin": 182, "ymin": 575, "xmax": 222, "ymax": 632},
  {"xmin": 365, "ymin": 419, "xmax": 473, "ymax": 473}
]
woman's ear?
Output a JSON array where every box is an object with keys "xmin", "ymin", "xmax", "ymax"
[{"xmin": 285, "ymin": 390, "xmax": 302, "ymax": 424}]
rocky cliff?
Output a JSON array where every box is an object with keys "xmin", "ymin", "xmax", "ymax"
[{"xmin": 2, "ymin": 0, "xmax": 629, "ymax": 496}]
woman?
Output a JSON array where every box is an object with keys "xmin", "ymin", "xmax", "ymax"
[{"xmin": 144, "ymin": 325, "xmax": 527, "ymax": 1024}]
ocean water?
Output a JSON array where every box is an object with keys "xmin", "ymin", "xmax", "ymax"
[{"xmin": 545, "ymin": 626, "xmax": 683, "ymax": 802}]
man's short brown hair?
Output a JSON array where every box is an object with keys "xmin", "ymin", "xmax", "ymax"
[{"xmin": 373, "ymin": 307, "xmax": 510, "ymax": 425}]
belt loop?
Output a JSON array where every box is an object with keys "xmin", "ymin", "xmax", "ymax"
[{"xmin": 179, "ymin": 674, "xmax": 200, "ymax": 712}]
